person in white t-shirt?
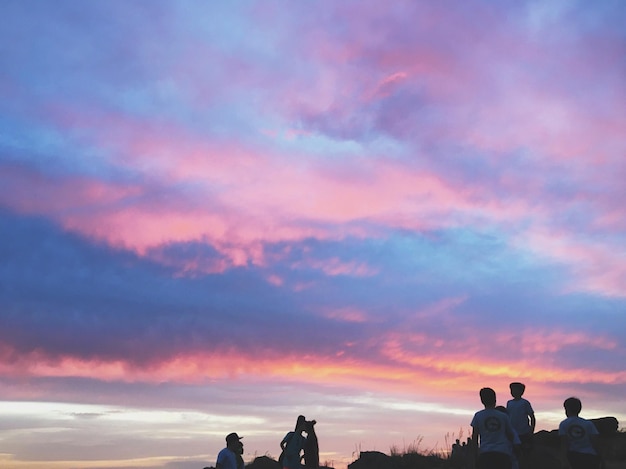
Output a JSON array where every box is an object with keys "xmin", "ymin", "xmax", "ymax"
[
  {"xmin": 559, "ymin": 397, "xmax": 602, "ymax": 469},
  {"xmin": 216, "ymin": 432, "xmax": 244, "ymax": 469},
  {"xmin": 280, "ymin": 415, "xmax": 307, "ymax": 469},
  {"xmin": 506, "ymin": 382, "xmax": 535, "ymax": 467},
  {"xmin": 471, "ymin": 387, "xmax": 517, "ymax": 469},
  {"xmin": 496, "ymin": 406, "xmax": 521, "ymax": 469}
]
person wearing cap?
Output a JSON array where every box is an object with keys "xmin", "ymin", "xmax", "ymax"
[{"xmin": 216, "ymin": 432, "xmax": 244, "ymax": 469}]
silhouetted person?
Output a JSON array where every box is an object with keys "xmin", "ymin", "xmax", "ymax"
[
  {"xmin": 471, "ymin": 387, "xmax": 516, "ymax": 469},
  {"xmin": 506, "ymin": 382, "xmax": 535, "ymax": 467},
  {"xmin": 496, "ymin": 405, "xmax": 521, "ymax": 469},
  {"xmin": 559, "ymin": 397, "xmax": 602, "ymax": 469},
  {"xmin": 281, "ymin": 415, "xmax": 307, "ymax": 469},
  {"xmin": 450, "ymin": 438, "xmax": 465, "ymax": 469},
  {"xmin": 461, "ymin": 441, "xmax": 468, "ymax": 468},
  {"xmin": 303, "ymin": 419, "xmax": 319, "ymax": 469},
  {"xmin": 216, "ymin": 432, "xmax": 244, "ymax": 469}
]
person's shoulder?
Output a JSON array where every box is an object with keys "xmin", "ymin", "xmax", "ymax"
[
  {"xmin": 478, "ymin": 408, "xmax": 500, "ymax": 420},
  {"xmin": 471, "ymin": 409, "xmax": 484, "ymax": 423},
  {"xmin": 586, "ymin": 419, "xmax": 599, "ymax": 434},
  {"xmin": 496, "ymin": 409, "xmax": 511, "ymax": 422},
  {"xmin": 579, "ymin": 417, "xmax": 596, "ymax": 427}
]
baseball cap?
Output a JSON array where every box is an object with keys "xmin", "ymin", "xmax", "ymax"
[{"xmin": 226, "ymin": 432, "xmax": 243, "ymax": 444}]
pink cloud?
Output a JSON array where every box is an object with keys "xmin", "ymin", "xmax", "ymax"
[
  {"xmin": 518, "ymin": 330, "xmax": 617, "ymax": 354},
  {"xmin": 0, "ymin": 163, "xmax": 143, "ymax": 215},
  {"xmin": 293, "ymin": 257, "xmax": 378, "ymax": 277},
  {"xmin": 520, "ymin": 228, "xmax": 626, "ymax": 297},
  {"xmin": 380, "ymin": 334, "xmax": 626, "ymax": 388},
  {"xmin": 5, "ymin": 316, "xmax": 622, "ymax": 391},
  {"xmin": 3, "ymin": 3, "xmax": 623, "ymax": 287},
  {"xmin": 322, "ymin": 307, "xmax": 370, "ymax": 323},
  {"xmin": 368, "ymin": 72, "xmax": 409, "ymax": 100},
  {"xmin": 2, "ymin": 107, "xmax": 497, "ymax": 264},
  {"xmin": 3, "ymin": 102, "xmax": 622, "ymax": 294}
]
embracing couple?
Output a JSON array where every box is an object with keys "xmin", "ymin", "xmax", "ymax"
[{"xmin": 280, "ymin": 415, "xmax": 319, "ymax": 469}]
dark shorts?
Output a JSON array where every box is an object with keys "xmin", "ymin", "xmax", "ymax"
[
  {"xmin": 518, "ymin": 432, "xmax": 533, "ymax": 454},
  {"xmin": 567, "ymin": 451, "xmax": 601, "ymax": 469},
  {"xmin": 478, "ymin": 451, "xmax": 512, "ymax": 469}
]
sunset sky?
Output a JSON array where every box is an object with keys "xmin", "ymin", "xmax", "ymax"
[{"xmin": 1, "ymin": 1, "xmax": 625, "ymax": 468}]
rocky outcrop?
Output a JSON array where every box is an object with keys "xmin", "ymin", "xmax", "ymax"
[
  {"xmin": 246, "ymin": 456, "xmax": 282, "ymax": 469},
  {"xmin": 527, "ymin": 417, "xmax": 625, "ymax": 465},
  {"xmin": 348, "ymin": 450, "xmax": 446, "ymax": 469},
  {"xmin": 245, "ymin": 455, "xmax": 334, "ymax": 469},
  {"xmin": 345, "ymin": 417, "xmax": 624, "ymax": 469},
  {"xmin": 590, "ymin": 416, "xmax": 619, "ymax": 436},
  {"xmin": 348, "ymin": 451, "xmax": 392, "ymax": 469}
]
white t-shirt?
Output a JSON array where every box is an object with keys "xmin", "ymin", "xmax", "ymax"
[
  {"xmin": 217, "ymin": 448, "xmax": 241, "ymax": 469},
  {"xmin": 559, "ymin": 416, "xmax": 598, "ymax": 455},
  {"xmin": 471, "ymin": 408, "xmax": 515, "ymax": 455},
  {"xmin": 506, "ymin": 398, "xmax": 534, "ymax": 436},
  {"xmin": 281, "ymin": 431, "xmax": 306, "ymax": 469}
]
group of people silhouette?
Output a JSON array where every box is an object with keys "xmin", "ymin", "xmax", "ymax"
[
  {"xmin": 213, "ymin": 383, "xmax": 603, "ymax": 469},
  {"xmin": 460, "ymin": 382, "xmax": 603, "ymax": 469},
  {"xmin": 280, "ymin": 415, "xmax": 319, "ymax": 469},
  {"xmin": 214, "ymin": 415, "xmax": 319, "ymax": 469}
]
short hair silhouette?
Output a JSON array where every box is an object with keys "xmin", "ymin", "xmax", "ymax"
[
  {"xmin": 564, "ymin": 397, "xmax": 582, "ymax": 415},
  {"xmin": 480, "ymin": 387, "xmax": 496, "ymax": 407},
  {"xmin": 303, "ymin": 419, "xmax": 319, "ymax": 469}
]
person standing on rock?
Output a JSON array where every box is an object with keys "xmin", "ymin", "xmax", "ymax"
[
  {"xmin": 559, "ymin": 397, "xmax": 603, "ymax": 469},
  {"xmin": 471, "ymin": 387, "xmax": 517, "ymax": 469},
  {"xmin": 506, "ymin": 381, "xmax": 535, "ymax": 467}
]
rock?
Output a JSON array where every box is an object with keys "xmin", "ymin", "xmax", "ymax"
[
  {"xmin": 591, "ymin": 417, "xmax": 619, "ymax": 436},
  {"xmin": 533, "ymin": 430, "xmax": 560, "ymax": 447},
  {"xmin": 348, "ymin": 451, "xmax": 392, "ymax": 469},
  {"xmin": 247, "ymin": 456, "xmax": 281, "ymax": 469}
]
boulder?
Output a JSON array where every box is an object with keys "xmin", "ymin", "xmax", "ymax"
[
  {"xmin": 247, "ymin": 456, "xmax": 281, "ymax": 469},
  {"xmin": 533, "ymin": 430, "xmax": 560, "ymax": 448},
  {"xmin": 348, "ymin": 451, "xmax": 392, "ymax": 469},
  {"xmin": 591, "ymin": 417, "xmax": 619, "ymax": 436},
  {"xmin": 526, "ymin": 444, "xmax": 561, "ymax": 469}
]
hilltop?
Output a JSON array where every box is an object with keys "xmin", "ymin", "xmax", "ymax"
[{"xmin": 235, "ymin": 416, "xmax": 626, "ymax": 469}]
